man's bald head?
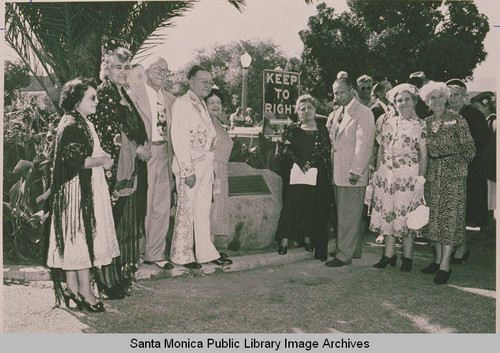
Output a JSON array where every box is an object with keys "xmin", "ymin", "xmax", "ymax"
[{"xmin": 143, "ymin": 55, "xmax": 169, "ymax": 91}]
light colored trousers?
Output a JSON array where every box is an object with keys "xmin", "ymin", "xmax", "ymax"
[
  {"xmin": 170, "ymin": 153, "xmax": 220, "ymax": 264},
  {"xmin": 333, "ymin": 185, "xmax": 365, "ymax": 263},
  {"xmin": 144, "ymin": 142, "xmax": 172, "ymax": 262}
]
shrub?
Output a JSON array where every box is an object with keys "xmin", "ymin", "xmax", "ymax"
[{"xmin": 3, "ymin": 92, "xmax": 58, "ymax": 264}]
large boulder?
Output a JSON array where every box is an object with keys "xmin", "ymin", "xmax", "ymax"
[{"xmin": 214, "ymin": 162, "xmax": 282, "ymax": 250}]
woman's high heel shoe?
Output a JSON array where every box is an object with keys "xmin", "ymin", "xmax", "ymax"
[
  {"xmin": 78, "ymin": 293, "xmax": 105, "ymax": 313},
  {"xmin": 450, "ymin": 249, "xmax": 470, "ymax": 264},
  {"xmin": 434, "ymin": 269, "xmax": 452, "ymax": 284},
  {"xmin": 421, "ymin": 262, "xmax": 440, "ymax": 274},
  {"xmin": 62, "ymin": 288, "xmax": 82, "ymax": 310},
  {"xmin": 400, "ymin": 257, "xmax": 413, "ymax": 272},
  {"xmin": 278, "ymin": 245, "xmax": 288, "ymax": 255},
  {"xmin": 373, "ymin": 255, "xmax": 397, "ymax": 268}
]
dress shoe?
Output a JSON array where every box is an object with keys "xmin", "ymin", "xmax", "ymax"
[
  {"xmin": 62, "ymin": 288, "xmax": 81, "ymax": 310},
  {"xmin": 400, "ymin": 257, "xmax": 413, "ymax": 272},
  {"xmin": 325, "ymin": 258, "xmax": 346, "ymax": 268},
  {"xmin": 304, "ymin": 242, "xmax": 313, "ymax": 252},
  {"xmin": 184, "ymin": 262, "xmax": 202, "ymax": 270},
  {"xmin": 100, "ymin": 285, "xmax": 125, "ymax": 300},
  {"xmin": 420, "ymin": 262, "xmax": 440, "ymax": 274},
  {"xmin": 278, "ymin": 245, "xmax": 288, "ymax": 255},
  {"xmin": 78, "ymin": 293, "xmax": 105, "ymax": 313},
  {"xmin": 314, "ymin": 253, "xmax": 327, "ymax": 262},
  {"xmin": 144, "ymin": 260, "xmax": 174, "ymax": 270},
  {"xmin": 373, "ymin": 255, "xmax": 397, "ymax": 268},
  {"xmin": 450, "ymin": 249, "xmax": 470, "ymax": 264},
  {"xmin": 434, "ymin": 269, "xmax": 452, "ymax": 284},
  {"xmin": 212, "ymin": 257, "xmax": 233, "ymax": 266}
]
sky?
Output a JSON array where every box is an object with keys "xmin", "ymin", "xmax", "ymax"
[
  {"xmin": 3, "ymin": 0, "xmax": 499, "ymax": 91},
  {"xmin": 144, "ymin": 0, "xmax": 499, "ymax": 92}
]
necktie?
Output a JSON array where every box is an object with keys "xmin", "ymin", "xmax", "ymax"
[
  {"xmin": 335, "ymin": 107, "xmax": 344, "ymax": 139},
  {"xmin": 156, "ymin": 91, "xmax": 167, "ymax": 140}
]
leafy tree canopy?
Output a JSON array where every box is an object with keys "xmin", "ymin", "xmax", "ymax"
[
  {"xmin": 299, "ymin": 0, "xmax": 489, "ymax": 99},
  {"xmin": 4, "ymin": 60, "xmax": 31, "ymax": 94},
  {"xmin": 169, "ymin": 39, "xmax": 300, "ymax": 122}
]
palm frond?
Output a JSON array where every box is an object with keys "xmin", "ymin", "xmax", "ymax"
[{"xmin": 4, "ymin": 0, "xmax": 249, "ymax": 102}]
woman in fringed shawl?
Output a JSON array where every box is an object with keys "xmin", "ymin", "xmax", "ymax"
[
  {"xmin": 90, "ymin": 42, "xmax": 149, "ymax": 299},
  {"xmin": 47, "ymin": 78, "xmax": 119, "ymax": 312}
]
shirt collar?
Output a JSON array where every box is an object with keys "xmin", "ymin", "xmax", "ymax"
[{"xmin": 377, "ymin": 98, "xmax": 388, "ymax": 112}]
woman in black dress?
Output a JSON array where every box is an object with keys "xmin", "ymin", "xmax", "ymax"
[{"xmin": 276, "ymin": 94, "xmax": 332, "ymax": 261}]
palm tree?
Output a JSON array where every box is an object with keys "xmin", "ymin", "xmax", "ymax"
[{"xmin": 5, "ymin": 1, "xmax": 246, "ymax": 107}]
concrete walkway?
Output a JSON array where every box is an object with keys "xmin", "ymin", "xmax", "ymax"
[{"xmin": 3, "ymin": 246, "xmax": 319, "ymax": 282}]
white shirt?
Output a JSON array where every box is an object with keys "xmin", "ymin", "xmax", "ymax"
[{"xmin": 145, "ymin": 84, "xmax": 166, "ymax": 142}]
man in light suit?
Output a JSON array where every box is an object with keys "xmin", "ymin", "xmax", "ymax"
[
  {"xmin": 130, "ymin": 55, "xmax": 175, "ymax": 270},
  {"xmin": 326, "ymin": 78, "xmax": 375, "ymax": 268}
]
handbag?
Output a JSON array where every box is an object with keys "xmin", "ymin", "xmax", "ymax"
[{"xmin": 406, "ymin": 195, "xmax": 429, "ymax": 230}]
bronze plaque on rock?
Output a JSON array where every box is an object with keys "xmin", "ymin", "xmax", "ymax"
[{"xmin": 228, "ymin": 175, "xmax": 271, "ymax": 196}]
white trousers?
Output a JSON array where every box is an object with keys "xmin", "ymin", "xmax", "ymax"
[{"xmin": 170, "ymin": 153, "xmax": 219, "ymax": 264}]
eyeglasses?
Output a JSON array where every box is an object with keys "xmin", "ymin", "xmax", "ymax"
[
  {"xmin": 197, "ymin": 79, "xmax": 214, "ymax": 86},
  {"xmin": 152, "ymin": 66, "xmax": 170, "ymax": 76},
  {"xmin": 359, "ymin": 86, "xmax": 372, "ymax": 91},
  {"xmin": 112, "ymin": 64, "xmax": 132, "ymax": 71}
]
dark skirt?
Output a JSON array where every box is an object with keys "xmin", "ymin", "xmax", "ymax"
[
  {"xmin": 95, "ymin": 159, "xmax": 146, "ymax": 298},
  {"xmin": 424, "ymin": 176, "xmax": 466, "ymax": 246},
  {"xmin": 276, "ymin": 173, "xmax": 331, "ymax": 259}
]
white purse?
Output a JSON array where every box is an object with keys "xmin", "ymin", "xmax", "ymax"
[{"xmin": 406, "ymin": 196, "xmax": 429, "ymax": 230}]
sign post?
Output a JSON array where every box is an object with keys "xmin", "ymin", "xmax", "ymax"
[{"xmin": 262, "ymin": 69, "xmax": 300, "ymax": 138}]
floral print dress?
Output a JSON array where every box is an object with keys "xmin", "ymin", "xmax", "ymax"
[{"xmin": 369, "ymin": 113, "xmax": 427, "ymax": 238}]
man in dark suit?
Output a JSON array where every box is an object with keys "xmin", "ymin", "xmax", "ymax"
[
  {"xmin": 470, "ymin": 91, "xmax": 496, "ymax": 238},
  {"xmin": 130, "ymin": 56, "xmax": 176, "ymax": 270},
  {"xmin": 370, "ymin": 80, "xmax": 392, "ymax": 121},
  {"xmin": 446, "ymin": 78, "xmax": 489, "ymax": 263},
  {"xmin": 326, "ymin": 78, "xmax": 375, "ymax": 267}
]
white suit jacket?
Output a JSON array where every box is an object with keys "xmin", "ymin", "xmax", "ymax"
[
  {"xmin": 170, "ymin": 90, "xmax": 217, "ymax": 178},
  {"xmin": 330, "ymin": 98, "xmax": 375, "ymax": 186}
]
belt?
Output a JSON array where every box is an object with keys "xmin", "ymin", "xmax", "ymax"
[{"xmin": 151, "ymin": 140, "xmax": 167, "ymax": 146}]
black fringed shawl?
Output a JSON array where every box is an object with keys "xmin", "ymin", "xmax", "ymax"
[
  {"xmin": 51, "ymin": 111, "xmax": 96, "ymax": 258},
  {"xmin": 89, "ymin": 79, "xmax": 148, "ymax": 194},
  {"xmin": 49, "ymin": 111, "xmax": 96, "ymax": 306}
]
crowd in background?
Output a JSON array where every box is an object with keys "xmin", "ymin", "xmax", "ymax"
[{"xmin": 277, "ymin": 70, "xmax": 496, "ymax": 286}]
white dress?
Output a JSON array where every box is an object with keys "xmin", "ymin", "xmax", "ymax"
[{"xmin": 47, "ymin": 118, "xmax": 119, "ymax": 270}]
